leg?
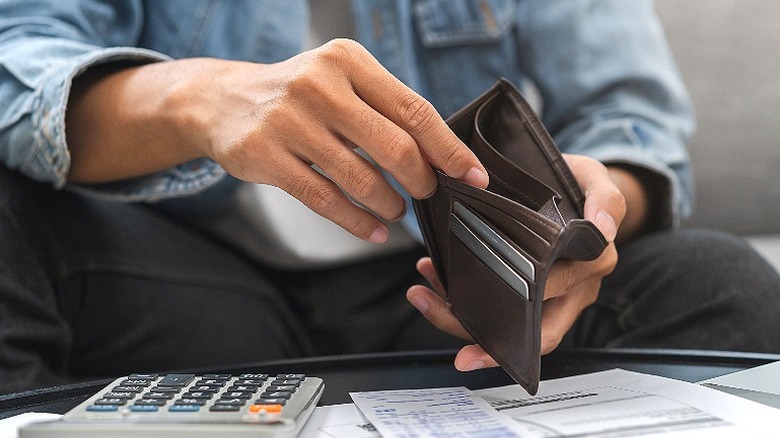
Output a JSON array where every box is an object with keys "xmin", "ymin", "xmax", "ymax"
[
  {"xmin": 562, "ymin": 228, "xmax": 780, "ymax": 352},
  {"xmin": 277, "ymin": 245, "xmax": 467, "ymax": 356},
  {"xmin": 0, "ymin": 165, "xmax": 312, "ymax": 394}
]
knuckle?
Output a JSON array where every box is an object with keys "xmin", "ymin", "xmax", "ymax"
[
  {"xmin": 396, "ymin": 93, "xmax": 437, "ymax": 132},
  {"xmin": 541, "ymin": 329, "xmax": 565, "ymax": 354},
  {"xmin": 318, "ymin": 38, "xmax": 364, "ymax": 66},
  {"xmin": 284, "ymin": 71, "xmax": 323, "ymax": 101},
  {"xmin": 307, "ymin": 183, "xmax": 340, "ymax": 214},
  {"xmin": 439, "ymin": 142, "xmax": 469, "ymax": 170},
  {"xmin": 382, "ymin": 134, "xmax": 418, "ymax": 170},
  {"xmin": 598, "ymin": 246, "xmax": 619, "ymax": 276},
  {"xmin": 286, "ymin": 177, "xmax": 340, "ymax": 215},
  {"xmin": 343, "ymin": 210, "xmax": 376, "ymax": 238},
  {"xmin": 347, "ymin": 166, "xmax": 381, "ymax": 201}
]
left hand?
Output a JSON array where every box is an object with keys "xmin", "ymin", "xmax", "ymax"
[{"xmin": 406, "ymin": 154, "xmax": 626, "ymax": 371}]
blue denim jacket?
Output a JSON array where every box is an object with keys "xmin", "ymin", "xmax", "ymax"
[{"xmin": 0, "ymin": 0, "xmax": 694, "ymax": 230}]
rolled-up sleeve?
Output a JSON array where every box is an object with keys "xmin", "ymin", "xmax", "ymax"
[
  {"xmin": 0, "ymin": 0, "xmax": 225, "ymax": 201},
  {"xmin": 516, "ymin": 0, "xmax": 695, "ymax": 230}
]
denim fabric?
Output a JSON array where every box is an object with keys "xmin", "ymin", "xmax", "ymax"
[
  {"xmin": 0, "ymin": 0, "xmax": 694, "ymax": 230},
  {"xmin": 561, "ymin": 228, "xmax": 780, "ymax": 353}
]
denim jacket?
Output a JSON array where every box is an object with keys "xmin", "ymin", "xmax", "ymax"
[{"xmin": 0, "ymin": 0, "xmax": 694, "ymax": 230}]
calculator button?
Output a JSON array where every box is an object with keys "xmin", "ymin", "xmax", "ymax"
[
  {"xmin": 157, "ymin": 373, "xmax": 195, "ymax": 387},
  {"xmin": 213, "ymin": 398, "xmax": 247, "ymax": 406},
  {"xmin": 174, "ymin": 398, "xmax": 207, "ymax": 406},
  {"xmin": 266, "ymin": 384, "xmax": 297, "ymax": 393},
  {"xmin": 182, "ymin": 391, "xmax": 214, "ymax": 399},
  {"xmin": 276, "ymin": 374, "xmax": 305, "ymax": 380},
  {"xmin": 233, "ymin": 378, "xmax": 264, "ymax": 386},
  {"xmin": 128, "ymin": 373, "xmax": 158, "ymax": 380},
  {"xmin": 143, "ymin": 392, "xmax": 176, "ymax": 400},
  {"xmin": 249, "ymin": 404, "xmax": 283, "ymax": 413},
  {"xmin": 103, "ymin": 391, "xmax": 136, "ymax": 399},
  {"xmin": 226, "ymin": 384, "xmax": 259, "ymax": 392},
  {"xmin": 168, "ymin": 404, "xmax": 201, "ymax": 412},
  {"xmin": 261, "ymin": 391, "xmax": 292, "ymax": 399},
  {"xmin": 271, "ymin": 378, "xmax": 302, "ymax": 387},
  {"xmin": 134, "ymin": 399, "xmax": 167, "ymax": 406},
  {"xmin": 189, "ymin": 385, "xmax": 221, "ymax": 393},
  {"xmin": 112, "ymin": 385, "xmax": 144, "ymax": 393},
  {"xmin": 240, "ymin": 374, "xmax": 269, "ymax": 380},
  {"xmin": 202, "ymin": 374, "xmax": 232, "ymax": 380},
  {"xmin": 94, "ymin": 398, "xmax": 128, "ymax": 406},
  {"xmin": 129, "ymin": 405, "xmax": 159, "ymax": 412},
  {"xmin": 222, "ymin": 391, "xmax": 253, "ymax": 399},
  {"xmin": 209, "ymin": 404, "xmax": 241, "ymax": 412},
  {"xmin": 148, "ymin": 386, "xmax": 180, "ymax": 393},
  {"xmin": 120, "ymin": 378, "xmax": 153, "ymax": 387},
  {"xmin": 254, "ymin": 397, "xmax": 287, "ymax": 405},
  {"xmin": 196, "ymin": 379, "xmax": 227, "ymax": 387},
  {"xmin": 86, "ymin": 405, "xmax": 120, "ymax": 412}
]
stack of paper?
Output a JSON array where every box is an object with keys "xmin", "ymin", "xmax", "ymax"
[{"xmin": 301, "ymin": 369, "xmax": 780, "ymax": 437}]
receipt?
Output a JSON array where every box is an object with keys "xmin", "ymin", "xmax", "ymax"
[{"xmin": 350, "ymin": 386, "xmax": 525, "ymax": 437}]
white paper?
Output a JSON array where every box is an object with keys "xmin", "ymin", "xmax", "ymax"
[
  {"xmin": 350, "ymin": 386, "xmax": 526, "ymax": 437},
  {"xmin": 298, "ymin": 403, "xmax": 380, "ymax": 437},
  {"xmin": 475, "ymin": 369, "xmax": 780, "ymax": 437},
  {"xmin": 301, "ymin": 369, "xmax": 780, "ymax": 438}
]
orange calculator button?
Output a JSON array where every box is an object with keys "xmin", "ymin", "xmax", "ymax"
[{"xmin": 249, "ymin": 404, "xmax": 283, "ymax": 413}]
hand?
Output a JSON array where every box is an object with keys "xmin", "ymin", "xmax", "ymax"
[
  {"xmin": 67, "ymin": 39, "xmax": 488, "ymax": 243},
  {"xmin": 406, "ymin": 154, "xmax": 625, "ymax": 371}
]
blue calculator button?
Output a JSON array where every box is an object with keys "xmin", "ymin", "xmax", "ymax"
[
  {"xmin": 130, "ymin": 405, "xmax": 159, "ymax": 412},
  {"xmin": 86, "ymin": 405, "xmax": 119, "ymax": 412},
  {"xmin": 168, "ymin": 405, "xmax": 201, "ymax": 412}
]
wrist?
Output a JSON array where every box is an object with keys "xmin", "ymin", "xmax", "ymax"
[
  {"xmin": 606, "ymin": 165, "xmax": 649, "ymax": 243},
  {"xmin": 66, "ymin": 60, "xmax": 207, "ymax": 183}
]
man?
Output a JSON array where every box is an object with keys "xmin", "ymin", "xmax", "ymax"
[{"xmin": 1, "ymin": 0, "xmax": 778, "ymax": 394}]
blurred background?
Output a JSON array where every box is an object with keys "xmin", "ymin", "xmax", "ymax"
[{"xmin": 656, "ymin": 0, "xmax": 780, "ymax": 271}]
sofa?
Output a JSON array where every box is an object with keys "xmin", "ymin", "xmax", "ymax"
[{"xmin": 655, "ymin": 0, "xmax": 780, "ymax": 272}]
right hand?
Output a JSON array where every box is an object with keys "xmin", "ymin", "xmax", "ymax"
[
  {"xmin": 407, "ymin": 155, "xmax": 624, "ymax": 371},
  {"xmin": 171, "ymin": 39, "xmax": 488, "ymax": 242}
]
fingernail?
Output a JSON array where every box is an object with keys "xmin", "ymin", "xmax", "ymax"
[
  {"xmin": 595, "ymin": 210, "xmax": 618, "ymax": 243},
  {"xmin": 368, "ymin": 225, "xmax": 389, "ymax": 244},
  {"xmin": 463, "ymin": 167, "xmax": 489, "ymax": 188},
  {"xmin": 408, "ymin": 293, "xmax": 429, "ymax": 313},
  {"xmin": 461, "ymin": 359, "xmax": 485, "ymax": 371}
]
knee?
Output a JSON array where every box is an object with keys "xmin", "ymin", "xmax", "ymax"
[{"xmin": 629, "ymin": 228, "xmax": 778, "ymax": 285}]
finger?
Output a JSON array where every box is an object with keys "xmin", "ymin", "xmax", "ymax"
[
  {"xmin": 342, "ymin": 43, "xmax": 488, "ymax": 190},
  {"xmin": 332, "ymin": 95, "xmax": 439, "ymax": 199},
  {"xmin": 453, "ymin": 344, "xmax": 499, "ymax": 371},
  {"xmin": 539, "ymin": 281, "xmax": 600, "ymax": 354},
  {"xmin": 306, "ymin": 132, "xmax": 406, "ymax": 221},
  {"xmin": 275, "ymin": 155, "xmax": 389, "ymax": 243},
  {"xmin": 406, "ymin": 285, "xmax": 473, "ymax": 340},
  {"xmin": 563, "ymin": 154, "xmax": 624, "ymax": 242},
  {"xmin": 543, "ymin": 245, "xmax": 617, "ymax": 300},
  {"xmin": 416, "ymin": 257, "xmax": 445, "ymax": 295}
]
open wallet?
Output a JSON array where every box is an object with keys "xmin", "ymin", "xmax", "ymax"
[{"xmin": 412, "ymin": 78, "xmax": 609, "ymax": 395}]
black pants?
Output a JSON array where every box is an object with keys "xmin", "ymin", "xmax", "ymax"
[{"xmin": 2, "ymin": 164, "xmax": 780, "ymax": 394}]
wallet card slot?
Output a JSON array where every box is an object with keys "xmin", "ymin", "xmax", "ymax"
[
  {"xmin": 449, "ymin": 213, "xmax": 530, "ymax": 300},
  {"xmin": 452, "ymin": 201, "xmax": 536, "ymax": 282},
  {"xmin": 446, "ymin": 186, "xmax": 557, "ymax": 258},
  {"xmin": 446, "ymin": 232, "xmax": 541, "ymax": 393}
]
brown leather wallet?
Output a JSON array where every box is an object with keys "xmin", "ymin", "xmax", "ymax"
[{"xmin": 413, "ymin": 78, "xmax": 608, "ymax": 395}]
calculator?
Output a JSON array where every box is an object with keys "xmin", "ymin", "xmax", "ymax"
[{"xmin": 19, "ymin": 372, "xmax": 324, "ymax": 438}]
